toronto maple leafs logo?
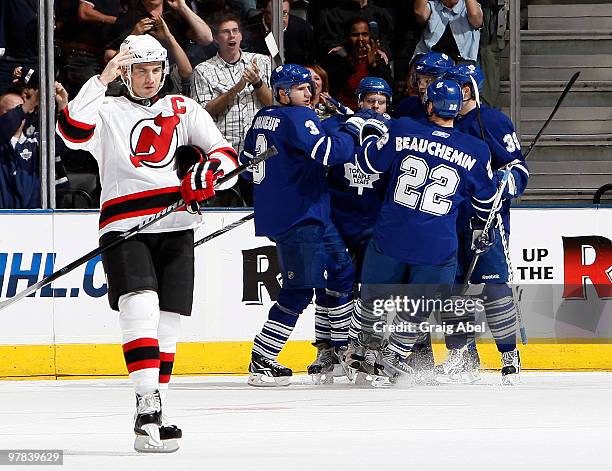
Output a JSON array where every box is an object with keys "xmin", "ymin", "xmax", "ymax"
[{"xmin": 343, "ymin": 162, "xmax": 380, "ymax": 195}]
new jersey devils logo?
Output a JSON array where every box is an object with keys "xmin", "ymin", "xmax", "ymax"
[{"xmin": 129, "ymin": 97, "xmax": 187, "ymax": 168}]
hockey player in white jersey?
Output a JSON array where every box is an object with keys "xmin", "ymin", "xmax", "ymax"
[{"xmin": 57, "ymin": 35, "xmax": 238, "ymax": 452}]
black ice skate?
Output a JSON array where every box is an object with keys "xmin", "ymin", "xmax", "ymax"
[
  {"xmin": 308, "ymin": 341, "xmax": 336, "ymax": 384},
  {"xmin": 501, "ymin": 349, "xmax": 521, "ymax": 385},
  {"xmin": 133, "ymin": 390, "xmax": 179, "ymax": 453},
  {"xmin": 339, "ymin": 334, "xmax": 367, "ymax": 381},
  {"xmin": 248, "ymin": 352, "xmax": 292, "ymax": 387},
  {"xmin": 354, "ymin": 337, "xmax": 389, "ymax": 387},
  {"xmin": 378, "ymin": 346, "xmax": 415, "ymax": 387}
]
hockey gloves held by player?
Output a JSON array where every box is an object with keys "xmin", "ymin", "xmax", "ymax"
[
  {"xmin": 180, "ymin": 159, "xmax": 222, "ymax": 213},
  {"xmin": 360, "ymin": 115, "xmax": 390, "ymax": 145},
  {"xmin": 342, "ymin": 116, "xmax": 366, "ymax": 143},
  {"xmin": 470, "ymin": 216, "xmax": 496, "ymax": 254}
]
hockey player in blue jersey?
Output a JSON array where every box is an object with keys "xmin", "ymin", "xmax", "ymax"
[
  {"xmin": 325, "ymin": 77, "xmax": 392, "ymax": 272},
  {"xmin": 345, "ymin": 79, "xmax": 497, "ymax": 386},
  {"xmin": 310, "ymin": 77, "xmax": 392, "ymax": 382},
  {"xmin": 394, "ymin": 52, "xmax": 454, "ymax": 121},
  {"xmin": 239, "ymin": 64, "xmax": 358, "ymax": 387},
  {"xmin": 437, "ymin": 64, "xmax": 528, "ymax": 385}
]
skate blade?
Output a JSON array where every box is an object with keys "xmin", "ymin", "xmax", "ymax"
[
  {"xmin": 501, "ymin": 373, "xmax": 521, "ymax": 386},
  {"xmin": 134, "ymin": 435, "xmax": 179, "ymax": 453},
  {"xmin": 247, "ymin": 373, "xmax": 290, "ymax": 387},
  {"xmin": 311, "ymin": 372, "xmax": 334, "ymax": 385}
]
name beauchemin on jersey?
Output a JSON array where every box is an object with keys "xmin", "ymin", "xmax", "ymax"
[{"xmin": 395, "ymin": 136, "xmax": 476, "ymax": 171}]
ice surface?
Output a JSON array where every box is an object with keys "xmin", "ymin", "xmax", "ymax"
[{"xmin": 2, "ymin": 372, "xmax": 611, "ymax": 470}]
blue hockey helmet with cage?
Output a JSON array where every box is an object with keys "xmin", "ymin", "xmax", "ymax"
[
  {"xmin": 424, "ymin": 79, "xmax": 463, "ymax": 119},
  {"xmin": 356, "ymin": 76, "xmax": 393, "ymax": 103},
  {"xmin": 443, "ymin": 64, "xmax": 485, "ymax": 91},
  {"xmin": 270, "ymin": 63, "xmax": 314, "ymax": 102},
  {"xmin": 414, "ymin": 52, "xmax": 454, "ymax": 77}
]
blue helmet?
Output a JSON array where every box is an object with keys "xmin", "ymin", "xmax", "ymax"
[
  {"xmin": 443, "ymin": 64, "xmax": 485, "ymax": 91},
  {"xmin": 414, "ymin": 52, "xmax": 454, "ymax": 77},
  {"xmin": 357, "ymin": 76, "xmax": 393, "ymax": 104},
  {"xmin": 424, "ymin": 79, "xmax": 462, "ymax": 119},
  {"xmin": 270, "ymin": 63, "xmax": 313, "ymax": 102}
]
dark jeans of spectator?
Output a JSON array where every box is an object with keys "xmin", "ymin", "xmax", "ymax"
[{"xmin": 0, "ymin": 58, "xmax": 38, "ymax": 94}]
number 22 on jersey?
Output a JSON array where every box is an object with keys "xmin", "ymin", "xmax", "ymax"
[{"xmin": 394, "ymin": 155, "xmax": 459, "ymax": 216}]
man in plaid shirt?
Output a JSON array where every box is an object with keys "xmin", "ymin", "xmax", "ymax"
[{"xmin": 191, "ymin": 11, "xmax": 273, "ymax": 157}]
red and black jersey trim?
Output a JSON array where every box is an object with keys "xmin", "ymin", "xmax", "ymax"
[
  {"xmin": 57, "ymin": 108, "xmax": 96, "ymax": 144},
  {"xmin": 209, "ymin": 146, "xmax": 238, "ymax": 165},
  {"xmin": 99, "ymin": 187, "xmax": 184, "ymax": 230}
]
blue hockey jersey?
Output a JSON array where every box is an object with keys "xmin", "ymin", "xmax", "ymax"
[
  {"xmin": 454, "ymin": 104, "xmax": 529, "ymax": 232},
  {"xmin": 323, "ymin": 114, "xmax": 388, "ymax": 242},
  {"xmin": 394, "ymin": 95, "xmax": 426, "ymax": 121},
  {"xmin": 240, "ymin": 105, "xmax": 356, "ymax": 237},
  {"xmin": 356, "ymin": 118, "xmax": 497, "ymax": 265}
]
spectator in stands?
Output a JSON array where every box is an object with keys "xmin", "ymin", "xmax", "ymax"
[
  {"xmin": 318, "ymin": 0, "xmax": 394, "ymax": 59},
  {"xmin": 0, "ymin": 1, "xmax": 39, "ymax": 94},
  {"xmin": 192, "ymin": 12, "xmax": 272, "ymax": 154},
  {"xmin": 107, "ymin": 0, "xmax": 213, "ymax": 57},
  {"xmin": 322, "ymin": 17, "xmax": 392, "ymax": 111},
  {"xmin": 0, "ymin": 76, "xmax": 69, "ymax": 209},
  {"xmin": 191, "ymin": 11, "xmax": 272, "ymax": 206},
  {"xmin": 243, "ymin": 0, "xmax": 314, "ymax": 65},
  {"xmin": 413, "ymin": 0, "xmax": 483, "ymax": 63},
  {"xmin": 106, "ymin": 1, "xmax": 204, "ymax": 94},
  {"xmin": 59, "ymin": 0, "xmax": 123, "ymax": 99},
  {"xmin": 305, "ymin": 64, "xmax": 339, "ymax": 120}
]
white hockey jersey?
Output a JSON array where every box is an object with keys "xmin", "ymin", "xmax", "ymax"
[{"xmin": 57, "ymin": 76, "xmax": 238, "ymax": 236}]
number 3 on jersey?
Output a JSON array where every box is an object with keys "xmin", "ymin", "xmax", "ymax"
[
  {"xmin": 252, "ymin": 134, "xmax": 267, "ymax": 184},
  {"xmin": 394, "ymin": 155, "xmax": 459, "ymax": 216}
]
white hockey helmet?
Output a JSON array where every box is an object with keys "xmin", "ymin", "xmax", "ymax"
[{"xmin": 119, "ymin": 34, "xmax": 169, "ymax": 99}]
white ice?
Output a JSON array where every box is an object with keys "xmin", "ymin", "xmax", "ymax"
[{"xmin": 2, "ymin": 372, "xmax": 612, "ymax": 470}]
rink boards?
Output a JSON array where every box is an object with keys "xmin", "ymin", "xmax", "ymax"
[{"xmin": 0, "ymin": 207, "xmax": 611, "ymax": 378}]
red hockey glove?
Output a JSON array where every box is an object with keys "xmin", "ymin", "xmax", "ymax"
[{"xmin": 180, "ymin": 159, "xmax": 221, "ymax": 213}]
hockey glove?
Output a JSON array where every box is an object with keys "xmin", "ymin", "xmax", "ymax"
[
  {"xmin": 180, "ymin": 159, "xmax": 221, "ymax": 214},
  {"xmin": 360, "ymin": 114, "xmax": 390, "ymax": 145},
  {"xmin": 470, "ymin": 216, "xmax": 496, "ymax": 254},
  {"xmin": 342, "ymin": 116, "xmax": 366, "ymax": 142}
]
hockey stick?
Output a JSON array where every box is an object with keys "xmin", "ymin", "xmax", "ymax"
[
  {"xmin": 193, "ymin": 213, "xmax": 254, "ymax": 248},
  {"xmin": 469, "ymin": 75, "xmax": 528, "ymax": 344},
  {"xmin": 0, "ymin": 146, "xmax": 278, "ymax": 311},
  {"xmin": 496, "ymin": 212, "xmax": 528, "ymax": 344},
  {"xmin": 461, "ymin": 169, "xmax": 510, "ymax": 296},
  {"xmin": 524, "ymin": 71, "xmax": 580, "ymax": 159}
]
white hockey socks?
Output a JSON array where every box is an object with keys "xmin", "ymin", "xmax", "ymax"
[{"xmin": 119, "ymin": 290, "xmax": 161, "ymax": 395}]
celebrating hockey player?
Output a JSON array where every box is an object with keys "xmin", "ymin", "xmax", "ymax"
[
  {"xmin": 239, "ymin": 64, "xmax": 358, "ymax": 387},
  {"xmin": 436, "ymin": 64, "xmax": 528, "ymax": 385},
  {"xmin": 57, "ymin": 35, "xmax": 238, "ymax": 452},
  {"xmin": 394, "ymin": 52, "xmax": 454, "ymax": 120},
  {"xmin": 344, "ymin": 79, "xmax": 497, "ymax": 386},
  {"xmin": 307, "ymin": 76, "xmax": 393, "ymax": 384}
]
